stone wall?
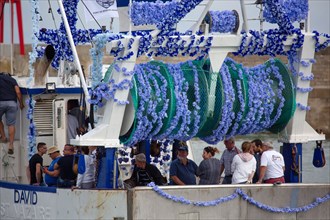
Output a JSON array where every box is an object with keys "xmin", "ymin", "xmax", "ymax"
[{"xmin": 0, "ymin": 44, "xmax": 329, "ymax": 138}]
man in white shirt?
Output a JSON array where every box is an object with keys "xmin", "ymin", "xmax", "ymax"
[{"xmin": 256, "ymin": 142, "xmax": 285, "ymax": 184}]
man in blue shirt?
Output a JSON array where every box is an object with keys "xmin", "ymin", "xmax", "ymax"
[
  {"xmin": 170, "ymin": 144, "xmax": 198, "ymax": 185},
  {"xmin": 43, "ymin": 146, "xmax": 61, "ymax": 187}
]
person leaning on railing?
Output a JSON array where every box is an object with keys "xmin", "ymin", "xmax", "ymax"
[{"xmin": 256, "ymin": 142, "xmax": 285, "ymax": 184}]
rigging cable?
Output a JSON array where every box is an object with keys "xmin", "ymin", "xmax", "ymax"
[
  {"xmin": 76, "ymin": 10, "xmax": 94, "ymax": 45},
  {"xmin": 48, "ymin": 0, "xmax": 66, "ymax": 57},
  {"xmin": 48, "ymin": 0, "xmax": 58, "ymax": 30},
  {"xmin": 80, "ymin": 0, "xmax": 103, "ymax": 30}
]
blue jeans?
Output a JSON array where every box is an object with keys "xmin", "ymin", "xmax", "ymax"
[{"xmin": 57, "ymin": 178, "xmax": 75, "ymax": 188}]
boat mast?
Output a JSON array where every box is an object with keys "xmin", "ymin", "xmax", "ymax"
[{"xmin": 57, "ymin": 0, "xmax": 90, "ymax": 113}]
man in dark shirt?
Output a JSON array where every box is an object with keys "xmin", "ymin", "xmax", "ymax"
[
  {"xmin": 28, "ymin": 142, "xmax": 47, "ymax": 185},
  {"xmin": 170, "ymin": 145, "xmax": 198, "ymax": 185},
  {"xmin": 251, "ymin": 139, "xmax": 263, "ymax": 183},
  {"xmin": 0, "ymin": 72, "xmax": 24, "ymax": 154},
  {"xmin": 126, "ymin": 153, "xmax": 165, "ymax": 187},
  {"xmin": 54, "ymin": 144, "xmax": 77, "ymax": 188}
]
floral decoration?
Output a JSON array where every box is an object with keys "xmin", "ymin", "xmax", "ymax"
[
  {"xmin": 156, "ymin": 0, "xmax": 203, "ymax": 32},
  {"xmin": 263, "ymin": 0, "xmax": 303, "ymax": 34},
  {"xmin": 26, "ymin": 95, "xmax": 36, "ymax": 159},
  {"xmin": 209, "ymin": 10, "xmax": 237, "ymax": 33},
  {"xmin": 36, "ymin": 0, "xmax": 109, "ymax": 69},
  {"xmin": 312, "ymin": 31, "xmax": 330, "ymax": 52},
  {"xmin": 28, "ymin": 0, "xmax": 40, "ymax": 86},
  {"xmin": 297, "ymin": 103, "xmax": 311, "ymax": 111},
  {"xmin": 147, "ymin": 183, "xmax": 330, "ymax": 212},
  {"xmin": 130, "ymin": 0, "xmax": 179, "ymax": 26}
]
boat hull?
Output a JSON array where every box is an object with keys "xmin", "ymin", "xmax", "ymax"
[{"xmin": 1, "ymin": 181, "xmax": 329, "ymax": 219}]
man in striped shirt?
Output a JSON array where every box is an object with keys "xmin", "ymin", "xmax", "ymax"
[{"xmin": 219, "ymin": 137, "xmax": 241, "ymax": 184}]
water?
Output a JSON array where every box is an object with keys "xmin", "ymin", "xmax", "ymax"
[{"xmin": 190, "ymin": 134, "xmax": 330, "ymax": 183}]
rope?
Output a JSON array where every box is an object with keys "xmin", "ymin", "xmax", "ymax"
[{"xmin": 80, "ymin": 0, "xmax": 103, "ymax": 30}]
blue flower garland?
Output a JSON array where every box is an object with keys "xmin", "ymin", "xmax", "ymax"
[
  {"xmin": 159, "ymin": 62, "xmax": 191, "ymax": 140},
  {"xmin": 144, "ymin": 64, "xmax": 169, "ymax": 138},
  {"xmin": 209, "ymin": 11, "xmax": 237, "ymax": 33},
  {"xmin": 28, "ymin": 0, "xmax": 40, "ymax": 86},
  {"xmin": 26, "ymin": 95, "xmax": 36, "ymax": 159},
  {"xmin": 156, "ymin": 0, "xmax": 203, "ymax": 32},
  {"xmin": 263, "ymin": 0, "xmax": 295, "ymax": 34},
  {"xmin": 297, "ymin": 103, "xmax": 311, "ymax": 111},
  {"xmin": 150, "ymin": 140, "xmax": 172, "ymax": 177},
  {"xmin": 264, "ymin": 0, "xmax": 308, "ymax": 25},
  {"xmin": 130, "ymin": 1, "xmax": 179, "ymax": 26},
  {"xmin": 201, "ymin": 62, "xmax": 234, "ymax": 144},
  {"xmin": 147, "ymin": 183, "xmax": 330, "ymax": 213},
  {"xmin": 36, "ymin": 0, "xmax": 109, "ymax": 69},
  {"xmin": 89, "ymin": 33, "xmax": 124, "ymax": 88},
  {"xmin": 236, "ymin": 188, "xmax": 330, "ymax": 213},
  {"xmin": 233, "ymin": 28, "xmax": 304, "ymax": 58},
  {"xmin": 312, "ymin": 31, "xmax": 330, "ymax": 52}
]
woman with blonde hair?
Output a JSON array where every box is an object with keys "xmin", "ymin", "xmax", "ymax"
[
  {"xmin": 231, "ymin": 142, "xmax": 256, "ymax": 184},
  {"xmin": 197, "ymin": 146, "xmax": 221, "ymax": 184}
]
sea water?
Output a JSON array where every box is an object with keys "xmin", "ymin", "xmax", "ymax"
[{"xmin": 190, "ymin": 134, "xmax": 330, "ymax": 183}]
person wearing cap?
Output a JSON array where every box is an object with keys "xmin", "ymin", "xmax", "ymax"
[
  {"xmin": 170, "ymin": 144, "xmax": 198, "ymax": 185},
  {"xmin": 43, "ymin": 146, "xmax": 61, "ymax": 187},
  {"xmin": 256, "ymin": 142, "xmax": 285, "ymax": 184},
  {"xmin": 219, "ymin": 137, "xmax": 241, "ymax": 184},
  {"xmin": 126, "ymin": 153, "xmax": 165, "ymax": 187}
]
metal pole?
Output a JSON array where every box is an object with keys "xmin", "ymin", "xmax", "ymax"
[
  {"xmin": 305, "ymin": 10, "xmax": 310, "ymax": 33},
  {"xmin": 113, "ymin": 149, "xmax": 118, "ymax": 189},
  {"xmin": 128, "ymin": 0, "xmax": 132, "ymax": 35},
  {"xmin": 57, "ymin": 0, "xmax": 90, "ymax": 113},
  {"xmin": 240, "ymin": 0, "xmax": 249, "ymax": 31},
  {"xmin": 10, "ymin": 0, "xmax": 14, "ymax": 75},
  {"xmin": 260, "ymin": 3, "xmax": 264, "ymax": 32},
  {"xmin": 298, "ymin": 155, "xmax": 301, "ymax": 183}
]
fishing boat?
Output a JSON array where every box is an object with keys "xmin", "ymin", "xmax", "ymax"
[{"xmin": 0, "ymin": 0, "xmax": 329, "ymax": 219}]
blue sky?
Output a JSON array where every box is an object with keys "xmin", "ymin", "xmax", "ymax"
[{"xmin": 1, "ymin": 0, "xmax": 329, "ymax": 44}]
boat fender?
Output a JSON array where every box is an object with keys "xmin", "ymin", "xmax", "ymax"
[{"xmin": 313, "ymin": 140, "xmax": 326, "ymax": 168}]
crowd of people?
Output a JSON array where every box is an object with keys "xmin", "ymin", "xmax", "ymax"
[
  {"xmin": 168, "ymin": 138, "xmax": 285, "ymax": 185},
  {"xmin": 26, "ymin": 143, "xmax": 97, "ymax": 189},
  {"xmin": 26, "ymin": 137, "xmax": 285, "ymax": 189},
  {"xmin": 125, "ymin": 137, "xmax": 285, "ymax": 188}
]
